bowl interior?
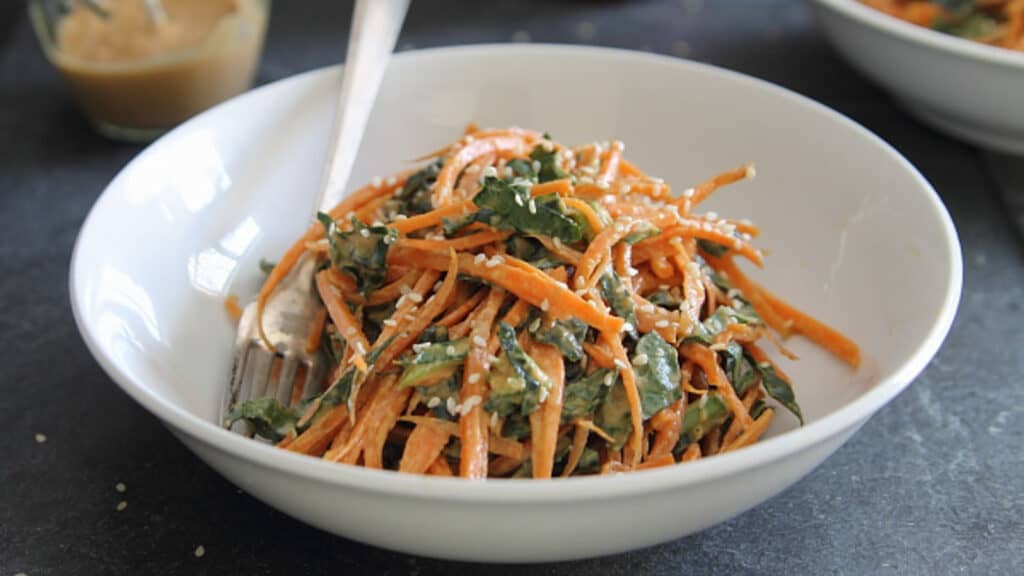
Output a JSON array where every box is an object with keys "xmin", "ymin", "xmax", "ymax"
[{"xmin": 72, "ymin": 46, "xmax": 959, "ymax": 470}]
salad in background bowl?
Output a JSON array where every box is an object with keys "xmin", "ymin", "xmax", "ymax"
[{"xmin": 810, "ymin": 0, "xmax": 1024, "ymax": 155}]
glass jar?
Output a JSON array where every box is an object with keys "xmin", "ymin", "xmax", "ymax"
[{"xmin": 29, "ymin": 0, "xmax": 270, "ymax": 142}]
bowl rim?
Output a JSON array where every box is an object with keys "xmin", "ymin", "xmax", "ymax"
[
  {"xmin": 812, "ymin": 0, "xmax": 1024, "ymax": 68},
  {"xmin": 69, "ymin": 43, "xmax": 963, "ymax": 503}
]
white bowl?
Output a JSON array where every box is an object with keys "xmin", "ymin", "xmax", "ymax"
[
  {"xmin": 70, "ymin": 45, "xmax": 961, "ymax": 562},
  {"xmin": 809, "ymin": 0, "xmax": 1024, "ymax": 155}
]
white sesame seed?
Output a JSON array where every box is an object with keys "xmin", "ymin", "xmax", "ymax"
[
  {"xmin": 34, "ymin": 433, "xmax": 47, "ymax": 443},
  {"xmin": 614, "ymin": 358, "xmax": 629, "ymax": 370},
  {"xmin": 472, "ymin": 335, "xmax": 487, "ymax": 348},
  {"xmin": 641, "ymin": 304, "xmax": 656, "ymax": 313},
  {"xmin": 413, "ymin": 342, "xmax": 431, "ymax": 352},
  {"xmin": 462, "ymin": 395, "xmax": 483, "ymax": 414},
  {"xmin": 540, "ymin": 299, "xmax": 550, "ymax": 311},
  {"xmin": 371, "ymin": 176, "xmax": 383, "ymax": 187},
  {"xmin": 464, "ymin": 135, "xmax": 476, "ymax": 144},
  {"xmin": 394, "ymin": 213, "xmax": 408, "ymax": 220},
  {"xmin": 383, "ymin": 318, "xmax": 398, "ymax": 327},
  {"xmin": 355, "ymin": 342, "xmax": 367, "ymax": 355},
  {"xmin": 655, "ymin": 319, "xmax": 670, "ymax": 328},
  {"xmin": 709, "ymin": 342, "xmax": 728, "ymax": 351},
  {"xmin": 603, "ymin": 372, "xmax": 615, "ymax": 386},
  {"xmin": 406, "ymin": 314, "xmax": 417, "ymax": 321},
  {"xmin": 682, "ymin": 188, "xmax": 695, "ymax": 198},
  {"xmin": 385, "ymin": 175, "xmax": 397, "ymax": 186},
  {"xmin": 427, "ymin": 396, "xmax": 442, "ymax": 408},
  {"xmin": 579, "ymin": 176, "xmax": 595, "ymax": 185},
  {"xmin": 468, "ymin": 373, "xmax": 481, "ymax": 384},
  {"xmin": 474, "ymin": 253, "xmax": 487, "ymax": 265},
  {"xmin": 528, "ymin": 198, "xmax": 537, "ymax": 214},
  {"xmin": 531, "ymin": 160, "xmax": 541, "ymax": 173},
  {"xmin": 514, "ymin": 194, "xmax": 524, "ymax": 207},
  {"xmin": 620, "ymin": 322, "xmax": 634, "ymax": 333},
  {"xmin": 541, "ymin": 140, "xmax": 554, "ymax": 151},
  {"xmin": 344, "ymin": 326, "xmax": 357, "ymax": 336},
  {"xmin": 706, "ymin": 211, "xmax": 718, "ymax": 220},
  {"xmin": 194, "ymin": 545, "xmax": 206, "ymax": 558},
  {"xmin": 490, "ymin": 410, "xmax": 500, "ymax": 429},
  {"xmin": 116, "ymin": 500, "xmax": 127, "ymax": 512},
  {"xmin": 485, "ymin": 257, "xmax": 500, "ymax": 268},
  {"xmin": 659, "ymin": 284, "xmax": 670, "ymax": 291},
  {"xmin": 433, "ymin": 281, "xmax": 443, "ymax": 291},
  {"xmin": 446, "ymin": 396, "xmax": 459, "ymax": 415},
  {"xmin": 745, "ymin": 164, "xmax": 756, "ymax": 179},
  {"xmin": 115, "ymin": 482, "xmax": 126, "ymax": 493},
  {"xmin": 741, "ymin": 233, "xmax": 752, "ymax": 241},
  {"xmin": 529, "ymin": 318, "xmax": 542, "ymax": 332},
  {"xmin": 446, "ymin": 345, "xmax": 457, "ymax": 357},
  {"xmin": 407, "ymin": 292, "xmax": 424, "ymax": 303},
  {"xmin": 633, "ymin": 353, "xmax": 649, "ymax": 366},
  {"xmin": 383, "ymin": 235, "xmax": 395, "ymax": 245},
  {"xmin": 359, "ymin": 228, "xmax": 371, "ymax": 238},
  {"xmin": 482, "ymin": 166, "xmax": 498, "ymax": 178},
  {"xmin": 619, "ymin": 183, "xmax": 632, "ymax": 194},
  {"xmin": 552, "ymin": 237, "xmax": 563, "ymax": 249}
]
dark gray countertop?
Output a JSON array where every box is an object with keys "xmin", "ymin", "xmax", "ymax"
[{"xmin": 2, "ymin": 1, "xmax": 1022, "ymax": 574}]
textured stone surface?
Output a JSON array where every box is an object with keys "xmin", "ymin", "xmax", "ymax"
[{"xmin": 2, "ymin": 1, "xmax": 1022, "ymax": 574}]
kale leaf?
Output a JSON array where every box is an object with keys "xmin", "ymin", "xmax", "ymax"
[
  {"xmin": 633, "ymin": 331, "xmax": 682, "ymax": 419},
  {"xmin": 317, "ymin": 213, "xmax": 396, "ymax": 295}
]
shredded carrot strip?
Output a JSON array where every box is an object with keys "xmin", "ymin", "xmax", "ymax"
[
  {"xmin": 396, "ymin": 230, "xmax": 510, "ymax": 252},
  {"xmin": 315, "ymin": 271, "xmax": 369, "ymax": 370},
  {"xmin": 564, "ymin": 197, "xmax": 606, "ymax": 235},
  {"xmin": 680, "ymin": 163, "xmax": 755, "ymax": 208},
  {"xmin": 760, "ymin": 291, "xmax": 861, "ymax": 368},
  {"xmin": 704, "ymin": 255, "xmax": 793, "ymax": 337},
  {"xmin": 304, "ymin": 307, "xmax": 328, "ymax": 355},
  {"xmin": 529, "ymin": 179, "xmax": 573, "ymax": 197},
  {"xmin": 561, "ymin": 424, "xmax": 591, "ymax": 478},
  {"xmin": 528, "ymin": 340, "xmax": 565, "ymax": 478},
  {"xmin": 433, "ymin": 135, "xmax": 537, "ymax": 207},
  {"xmin": 399, "ymin": 423, "xmax": 452, "ymax": 474},
  {"xmin": 460, "ymin": 288, "xmax": 505, "ymax": 478},
  {"xmin": 390, "ymin": 199, "xmax": 475, "ymax": 235},
  {"xmin": 224, "ymin": 294, "xmax": 243, "ymax": 322},
  {"xmin": 388, "ymin": 246, "xmax": 623, "ymax": 334},
  {"xmin": 437, "ymin": 287, "xmax": 486, "ymax": 327}
]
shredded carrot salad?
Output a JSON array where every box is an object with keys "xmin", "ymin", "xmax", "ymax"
[
  {"xmin": 228, "ymin": 126, "xmax": 860, "ymax": 479},
  {"xmin": 861, "ymin": 0, "xmax": 1024, "ymax": 50}
]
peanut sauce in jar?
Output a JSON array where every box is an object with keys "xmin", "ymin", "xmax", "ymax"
[{"xmin": 48, "ymin": 0, "xmax": 268, "ymax": 140}]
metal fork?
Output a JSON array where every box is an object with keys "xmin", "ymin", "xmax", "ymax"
[{"xmin": 223, "ymin": 0, "xmax": 410, "ymax": 434}]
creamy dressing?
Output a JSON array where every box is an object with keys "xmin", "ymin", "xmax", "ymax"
[{"xmin": 52, "ymin": 0, "xmax": 267, "ymax": 133}]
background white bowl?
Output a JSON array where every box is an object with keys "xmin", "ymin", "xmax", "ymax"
[
  {"xmin": 809, "ymin": 0, "xmax": 1024, "ymax": 155},
  {"xmin": 70, "ymin": 45, "xmax": 961, "ymax": 562}
]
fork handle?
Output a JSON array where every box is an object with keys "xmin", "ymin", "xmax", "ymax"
[{"xmin": 315, "ymin": 0, "xmax": 410, "ymax": 214}]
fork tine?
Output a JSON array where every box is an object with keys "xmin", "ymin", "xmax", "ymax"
[
  {"xmin": 276, "ymin": 354, "xmax": 299, "ymax": 406},
  {"xmin": 245, "ymin": 347, "xmax": 274, "ymax": 402},
  {"xmin": 301, "ymin": 359, "xmax": 326, "ymax": 401}
]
